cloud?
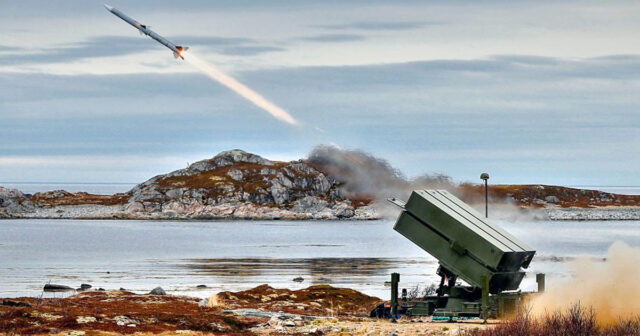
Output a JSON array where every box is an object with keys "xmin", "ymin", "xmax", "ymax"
[
  {"xmin": 214, "ymin": 45, "xmax": 286, "ymax": 56},
  {"xmin": 2, "ymin": 54, "xmax": 640, "ymax": 184},
  {"xmin": 298, "ymin": 34, "xmax": 366, "ymax": 43},
  {"xmin": 315, "ymin": 20, "xmax": 432, "ymax": 31},
  {"xmin": 0, "ymin": 35, "xmax": 283, "ymax": 66}
]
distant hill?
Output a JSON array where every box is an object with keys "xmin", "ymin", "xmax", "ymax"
[
  {"xmin": 1, "ymin": 149, "xmax": 639, "ymax": 220},
  {"xmin": 0, "ymin": 150, "xmax": 374, "ymax": 220}
]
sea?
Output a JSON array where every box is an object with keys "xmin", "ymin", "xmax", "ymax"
[{"xmin": 1, "ymin": 183, "xmax": 640, "ymax": 300}]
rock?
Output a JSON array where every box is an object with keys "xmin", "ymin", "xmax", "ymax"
[
  {"xmin": 44, "ymin": 284, "xmax": 73, "ymax": 291},
  {"xmin": 76, "ymin": 316, "xmax": 97, "ymax": 324},
  {"xmin": 293, "ymin": 277, "xmax": 304, "ymax": 283},
  {"xmin": 149, "ymin": 286, "xmax": 166, "ymax": 295},
  {"xmin": 114, "ymin": 315, "xmax": 137, "ymax": 326},
  {"xmin": 0, "ymin": 149, "xmax": 383, "ymax": 220},
  {"xmin": 292, "ymin": 196, "xmax": 328, "ymax": 213},
  {"xmin": 197, "ymin": 284, "xmax": 207, "ymax": 288},
  {"xmin": 0, "ymin": 187, "xmax": 24, "ymax": 199},
  {"xmin": 80, "ymin": 283, "xmax": 92, "ymax": 290},
  {"xmin": 124, "ymin": 201, "xmax": 145, "ymax": 213},
  {"xmin": 2, "ymin": 300, "xmax": 31, "ymax": 307},
  {"xmin": 66, "ymin": 331, "xmax": 86, "ymax": 336},
  {"xmin": 226, "ymin": 169, "xmax": 244, "ymax": 181},
  {"xmin": 545, "ymin": 195, "xmax": 560, "ymax": 203},
  {"xmin": 165, "ymin": 188, "xmax": 184, "ymax": 199},
  {"xmin": 270, "ymin": 182, "xmax": 290, "ymax": 205}
]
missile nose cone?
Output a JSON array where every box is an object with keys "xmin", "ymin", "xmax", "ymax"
[{"xmin": 104, "ymin": 4, "xmax": 114, "ymax": 11}]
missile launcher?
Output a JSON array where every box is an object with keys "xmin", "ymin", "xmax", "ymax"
[{"xmin": 384, "ymin": 190, "xmax": 544, "ymax": 320}]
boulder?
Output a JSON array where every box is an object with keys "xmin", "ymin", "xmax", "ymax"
[
  {"xmin": 0, "ymin": 187, "xmax": 24, "ymax": 199},
  {"xmin": 545, "ymin": 195, "xmax": 560, "ymax": 204},
  {"xmin": 44, "ymin": 284, "xmax": 73, "ymax": 291},
  {"xmin": 165, "ymin": 188, "xmax": 184, "ymax": 199},
  {"xmin": 226, "ymin": 169, "xmax": 244, "ymax": 181},
  {"xmin": 149, "ymin": 287, "xmax": 167, "ymax": 295},
  {"xmin": 2, "ymin": 300, "xmax": 31, "ymax": 307},
  {"xmin": 270, "ymin": 182, "xmax": 290, "ymax": 205},
  {"xmin": 292, "ymin": 196, "xmax": 328, "ymax": 213}
]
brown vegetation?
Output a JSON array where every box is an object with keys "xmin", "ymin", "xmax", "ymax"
[
  {"xmin": 10, "ymin": 149, "xmax": 639, "ymax": 211},
  {"xmin": 0, "ymin": 291, "xmax": 262, "ymax": 335},
  {"xmin": 458, "ymin": 184, "xmax": 640, "ymax": 208},
  {"xmin": 213, "ymin": 284, "xmax": 383, "ymax": 317},
  {"xmin": 156, "ymin": 162, "xmax": 288, "ymax": 193},
  {"xmin": 471, "ymin": 304, "xmax": 640, "ymax": 336},
  {"xmin": 25, "ymin": 191, "xmax": 130, "ymax": 207}
]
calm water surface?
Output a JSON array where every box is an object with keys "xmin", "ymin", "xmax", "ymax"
[{"xmin": 2, "ymin": 219, "xmax": 640, "ymax": 300}]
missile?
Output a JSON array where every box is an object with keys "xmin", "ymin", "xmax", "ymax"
[{"xmin": 104, "ymin": 4, "xmax": 188, "ymax": 59}]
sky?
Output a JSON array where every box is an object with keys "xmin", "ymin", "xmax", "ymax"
[{"xmin": 1, "ymin": 0, "xmax": 640, "ymax": 186}]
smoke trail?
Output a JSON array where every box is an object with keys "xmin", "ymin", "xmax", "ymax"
[
  {"xmin": 182, "ymin": 52, "xmax": 298, "ymax": 125},
  {"xmin": 307, "ymin": 145, "xmax": 542, "ymax": 220},
  {"xmin": 308, "ymin": 145, "xmax": 456, "ymax": 217},
  {"xmin": 530, "ymin": 241, "xmax": 640, "ymax": 325},
  {"xmin": 308, "ymin": 145, "xmax": 455, "ymax": 199}
]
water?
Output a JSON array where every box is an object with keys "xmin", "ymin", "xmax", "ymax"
[{"xmin": 1, "ymin": 219, "xmax": 639, "ymax": 300}]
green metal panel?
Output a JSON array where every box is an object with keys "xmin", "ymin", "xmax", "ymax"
[
  {"xmin": 393, "ymin": 189, "xmax": 535, "ymax": 293},
  {"xmin": 393, "ymin": 211, "xmax": 493, "ymax": 289},
  {"xmin": 403, "ymin": 190, "xmax": 534, "ymax": 271}
]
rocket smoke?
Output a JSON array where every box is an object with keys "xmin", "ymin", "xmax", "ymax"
[
  {"xmin": 530, "ymin": 241, "xmax": 640, "ymax": 325},
  {"xmin": 182, "ymin": 52, "xmax": 298, "ymax": 125},
  {"xmin": 307, "ymin": 145, "xmax": 540, "ymax": 220},
  {"xmin": 308, "ymin": 145, "xmax": 454, "ymax": 214},
  {"xmin": 103, "ymin": 5, "xmax": 296, "ymax": 125}
]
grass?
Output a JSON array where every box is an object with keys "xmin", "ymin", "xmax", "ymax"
[
  {"xmin": 471, "ymin": 304, "xmax": 640, "ymax": 336},
  {"xmin": 457, "ymin": 183, "xmax": 640, "ymax": 208}
]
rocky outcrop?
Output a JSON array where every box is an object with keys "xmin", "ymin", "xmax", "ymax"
[
  {"xmin": 117, "ymin": 149, "xmax": 375, "ymax": 220},
  {"xmin": 0, "ymin": 150, "xmax": 377, "ymax": 220},
  {"xmin": 3, "ymin": 149, "xmax": 640, "ymax": 221}
]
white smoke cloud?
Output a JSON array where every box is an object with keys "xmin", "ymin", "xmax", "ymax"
[{"xmin": 530, "ymin": 241, "xmax": 640, "ymax": 325}]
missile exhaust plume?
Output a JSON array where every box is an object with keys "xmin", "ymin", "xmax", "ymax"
[{"xmin": 182, "ymin": 51, "xmax": 298, "ymax": 125}]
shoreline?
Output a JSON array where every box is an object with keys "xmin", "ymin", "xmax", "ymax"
[
  {"xmin": 3, "ymin": 205, "xmax": 640, "ymax": 220},
  {"xmin": 0, "ymin": 285, "xmax": 493, "ymax": 336},
  {"xmin": 3, "ymin": 150, "xmax": 640, "ymax": 222}
]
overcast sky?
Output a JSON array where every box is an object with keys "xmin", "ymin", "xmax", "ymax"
[{"xmin": 1, "ymin": 0, "xmax": 640, "ymax": 186}]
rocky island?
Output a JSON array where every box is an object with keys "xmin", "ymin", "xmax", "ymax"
[
  {"xmin": 0, "ymin": 150, "xmax": 376, "ymax": 220},
  {"xmin": 1, "ymin": 148, "xmax": 640, "ymax": 220}
]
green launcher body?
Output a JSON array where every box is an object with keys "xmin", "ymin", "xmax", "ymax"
[{"xmin": 390, "ymin": 190, "xmax": 540, "ymax": 319}]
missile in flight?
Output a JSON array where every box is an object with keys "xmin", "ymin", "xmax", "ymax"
[{"xmin": 104, "ymin": 4, "xmax": 188, "ymax": 59}]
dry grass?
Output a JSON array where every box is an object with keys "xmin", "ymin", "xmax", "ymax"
[
  {"xmin": 25, "ymin": 191, "xmax": 130, "ymax": 207},
  {"xmin": 471, "ymin": 304, "xmax": 640, "ymax": 336},
  {"xmin": 458, "ymin": 184, "xmax": 640, "ymax": 208},
  {"xmin": 156, "ymin": 162, "xmax": 287, "ymax": 192},
  {"xmin": 213, "ymin": 284, "xmax": 383, "ymax": 317},
  {"xmin": 0, "ymin": 291, "xmax": 262, "ymax": 335}
]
